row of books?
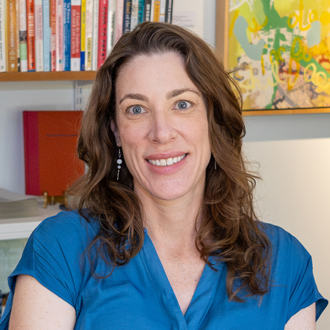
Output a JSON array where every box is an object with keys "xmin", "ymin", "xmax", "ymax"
[{"xmin": 0, "ymin": 0, "xmax": 174, "ymax": 73}]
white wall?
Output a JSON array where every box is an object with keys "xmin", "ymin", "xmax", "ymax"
[{"xmin": 0, "ymin": 0, "xmax": 328, "ymax": 327}]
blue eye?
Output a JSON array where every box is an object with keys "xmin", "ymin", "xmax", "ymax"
[
  {"xmin": 176, "ymin": 101, "xmax": 191, "ymax": 110},
  {"xmin": 128, "ymin": 105, "xmax": 145, "ymax": 115}
]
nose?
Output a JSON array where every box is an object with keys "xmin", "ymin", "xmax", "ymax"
[{"xmin": 148, "ymin": 111, "xmax": 177, "ymax": 144}]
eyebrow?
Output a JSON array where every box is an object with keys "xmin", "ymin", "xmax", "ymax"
[
  {"xmin": 166, "ymin": 88, "xmax": 200, "ymax": 99},
  {"xmin": 119, "ymin": 94, "xmax": 148, "ymax": 104},
  {"xmin": 118, "ymin": 88, "xmax": 200, "ymax": 105}
]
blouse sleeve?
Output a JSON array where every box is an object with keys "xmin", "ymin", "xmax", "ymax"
[
  {"xmin": 284, "ymin": 232, "xmax": 328, "ymax": 323},
  {"xmin": 0, "ymin": 211, "xmax": 91, "ymax": 329}
]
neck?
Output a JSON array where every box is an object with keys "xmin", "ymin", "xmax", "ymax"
[{"xmin": 135, "ymin": 185, "xmax": 204, "ymax": 255}]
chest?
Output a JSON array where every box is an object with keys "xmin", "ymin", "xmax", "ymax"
[{"xmin": 160, "ymin": 256, "xmax": 206, "ymax": 315}]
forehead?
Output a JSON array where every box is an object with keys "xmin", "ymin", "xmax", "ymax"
[{"xmin": 115, "ymin": 52, "xmax": 199, "ymax": 97}]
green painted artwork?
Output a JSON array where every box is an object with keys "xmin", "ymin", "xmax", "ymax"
[{"xmin": 228, "ymin": 0, "xmax": 330, "ymax": 110}]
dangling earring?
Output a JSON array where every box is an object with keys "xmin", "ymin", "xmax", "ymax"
[
  {"xmin": 117, "ymin": 148, "xmax": 122, "ymax": 180},
  {"xmin": 214, "ymin": 160, "xmax": 217, "ymax": 170}
]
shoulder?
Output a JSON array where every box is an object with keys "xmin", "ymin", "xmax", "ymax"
[
  {"xmin": 32, "ymin": 209, "xmax": 100, "ymax": 247},
  {"xmin": 258, "ymin": 221, "xmax": 309, "ymax": 259}
]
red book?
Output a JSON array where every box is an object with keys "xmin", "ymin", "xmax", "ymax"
[
  {"xmin": 71, "ymin": 0, "xmax": 81, "ymax": 71},
  {"xmin": 50, "ymin": 0, "xmax": 56, "ymax": 71},
  {"xmin": 97, "ymin": 0, "xmax": 108, "ymax": 69},
  {"xmin": 23, "ymin": 111, "xmax": 85, "ymax": 196},
  {"xmin": 26, "ymin": 0, "xmax": 36, "ymax": 71}
]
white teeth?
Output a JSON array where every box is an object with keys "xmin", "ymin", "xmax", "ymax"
[
  {"xmin": 166, "ymin": 158, "xmax": 173, "ymax": 165},
  {"xmin": 147, "ymin": 154, "xmax": 186, "ymax": 167}
]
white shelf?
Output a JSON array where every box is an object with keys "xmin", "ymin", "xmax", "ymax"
[{"xmin": 0, "ymin": 203, "xmax": 61, "ymax": 240}]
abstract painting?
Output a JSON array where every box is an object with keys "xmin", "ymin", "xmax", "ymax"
[{"xmin": 227, "ymin": 0, "xmax": 330, "ymax": 111}]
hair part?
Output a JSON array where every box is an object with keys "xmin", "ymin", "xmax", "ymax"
[{"xmin": 70, "ymin": 22, "xmax": 271, "ymax": 302}]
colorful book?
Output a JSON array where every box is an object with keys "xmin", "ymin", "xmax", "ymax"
[
  {"xmin": 42, "ymin": 0, "xmax": 50, "ymax": 71},
  {"xmin": 144, "ymin": 0, "xmax": 151, "ymax": 22},
  {"xmin": 80, "ymin": 0, "xmax": 86, "ymax": 70},
  {"xmin": 0, "ymin": 0, "xmax": 7, "ymax": 72},
  {"xmin": 7, "ymin": 0, "xmax": 18, "ymax": 72},
  {"xmin": 63, "ymin": 0, "xmax": 71, "ymax": 71},
  {"xmin": 137, "ymin": 0, "xmax": 144, "ymax": 24},
  {"xmin": 71, "ymin": 0, "xmax": 81, "ymax": 71},
  {"xmin": 50, "ymin": 0, "xmax": 56, "ymax": 71},
  {"xmin": 23, "ymin": 111, "xmax": 85, "ymax": 197},
  {"xmin": 55, "ymin": 0, "xmax": 63, "ymax": 71},
  {"xmin": 165, "ymin": 0, "xmax": 173, "ymax": 23},
  {"xmin": 123, "ymin": 0, "xmax": 131, "ymax": 33},
  {"xmin": 16, "ymin": 0, "xmax": 21, "ymax": 71},
  {"xmin": 106, "ymin": 0, "xmax": 115, "ymax": 57},
  {"xmin": 114, "ymin": 0, "xmax": 124, "ymax": 42},
  {"xmin": 91, "ymin": 0, "xmax": 98, "ymax": 70},
  {"xmin": 97, "ymin": 0, "xmax": 107, "ymax": 68},
  {"xmin": 34, "ymin": 0, "xmax": 43, "ymax": 71},
  {"xmin": 26, "ymin": 0, "xmax": 36, "ymax": 71},
  {"xmin": 159, "ymin": 0, "xmax": 165, "ymax": 22},
  {"xmin": 152, "ymin": 1, "xmax": 160, "ymax": 22},
  {"xmin": 18, "ymin": 0, "xmax": 28, "ymax": 72},
  {"xmin": 84, "ymin": 0, "xmax": 92, "ymax": 70},
  {"xmin": 130, "ymin": 0, "xmax": 138, "ymax": 31}
]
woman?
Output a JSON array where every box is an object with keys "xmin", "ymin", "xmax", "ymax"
[{"xmin": 0, "ymin": 23, "xmax": 327, "ymax": 329}]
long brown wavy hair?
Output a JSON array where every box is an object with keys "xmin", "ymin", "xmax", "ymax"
[{"xmin": 70, "ymin": 22, "xmax": 271, "ymax": 302}]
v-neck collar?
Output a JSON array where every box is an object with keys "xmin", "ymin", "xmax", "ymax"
[{"xmin": 140, "ymin": 229, "xmax": 224, "ymax": 330}]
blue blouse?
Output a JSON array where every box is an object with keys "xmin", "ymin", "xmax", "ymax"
[{"xmin": 0, "ymin": 211, "xmax": 327, "ymax": 329}]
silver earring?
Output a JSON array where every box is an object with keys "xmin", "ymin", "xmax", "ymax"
[
  {"xmin": 214, "ymin": 160, "xmax": 217, "ymax": 170},
  {"xmin": 117, "ymin": 148, "xmax": 122, "ymax": 180}
]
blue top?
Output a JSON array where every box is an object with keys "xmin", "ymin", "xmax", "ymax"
[{"xmin": 0, "ymin": 211, "xmax": 327, "ymax": 329}]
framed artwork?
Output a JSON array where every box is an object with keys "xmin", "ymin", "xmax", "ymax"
[{"xmin": 216, "ymin": 0, "xmax": 330, "ymax": 115}]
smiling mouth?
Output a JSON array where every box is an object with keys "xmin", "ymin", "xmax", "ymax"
[{"xmin": 147, "ymin": 154, "xmax": 187, "ymax": 167}]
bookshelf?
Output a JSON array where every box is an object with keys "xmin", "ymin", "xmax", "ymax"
[{"xmin": 0, "ymin": 71, "xmax": 97, "ymax": 82}]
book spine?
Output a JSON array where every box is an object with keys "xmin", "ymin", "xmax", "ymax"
[
  {"xmin": 18, "ymin": 0, "xmax": 28, "ymax": 72},
  {"xmin": 16, "ymin": 0, "xmax": 21, "ymax": 71},
  {"xmin": 34, "ymin": 0, "xmax": 43, "ymax": 71},
  {"xmin": 55, "ymin": 0, "xmax": 63, "ymax": 71},
  {"xmin": 152, "ymin": 0, "xmax": 160, "ymax": 22},
  {"xmin": 0, "ymin": 0, "xmax": 6, "ymax": 72},
  {"xmin": 144, "ymin": 0, "xmax": 151, "ymax": 22},
  {"xmin": 7, "ymin": 0, "xmax": 18, "ymax": 72},
  {"xmin": 26, "ymin": 0, "xmax": 35, "ymax": 71},
  {"xmin": 91, "ymin": 0, "xmax": 98, "ymax": 70},
  {"xmin": 63, "ymin": 0, "xmax": 71, "ymax": 71},
  {"xmin": 106, "ymin": 0, "xmax": 115, "ymax": 57},
  {"xmin": 137, "ymin": 0, "xmax": 144, "ymax": 24},
  {"xmin": 42, "ymin": 0, "xmax": 50, "ymax": 71},
  {"xmin": 149, "ymin": 0, "xmax": 153, "ymax": 21},
  {"xmin": 130, "ymin": 0, "xmax": 138, "ymax": 31},
  {"xmin": 84, "ymin": 0, "xmax": 92, "ymax": 70},
  {"xmin": 122, "ymin": 0, "xmax": 131, "ymax": 33},
  {"xmin": 70, "ymin": 0, "xmax": 80, "ymax": 71},
  {"xmin": 23, "ymin": 111, "xmax": 40, "ymax": 195},
  {"xmin": 165, "ymin": 0, "xmax": 172, "ymax": 23},
  {"xmin": 159, "ymin": 0, "xmax": 165, "ymax": 22},
  {"xmin": 115, "ymin": 0, "xmax": 124, "ymax": 42},
  {"xmin": 50, "ymin": 0, "xmax": 56, "ymax": 71},
  {"xmin": 80, "ymin": 0, "xmax": 85, "ymax": 70},
  {"xmin": 97, "ymin": 0, "xmax": 107, "ymax": 68}
]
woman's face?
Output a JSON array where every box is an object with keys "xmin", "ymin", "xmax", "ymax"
[{"xmin": 114, "ymin": 52, "xmax": 211, "ymax": 202}]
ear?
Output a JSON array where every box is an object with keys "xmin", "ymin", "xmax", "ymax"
[{"xmin": 111, "ymin": 121, "xmax": 122, "ymax": 147}]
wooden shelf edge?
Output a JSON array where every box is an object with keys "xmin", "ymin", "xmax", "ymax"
[
  {"xmin": 243, "ymin": 108, "xmax": 330, "ymax": 116},
  {"xmin": 0, "ymin": 71, "xmax": 97, "ymax": 82}
]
